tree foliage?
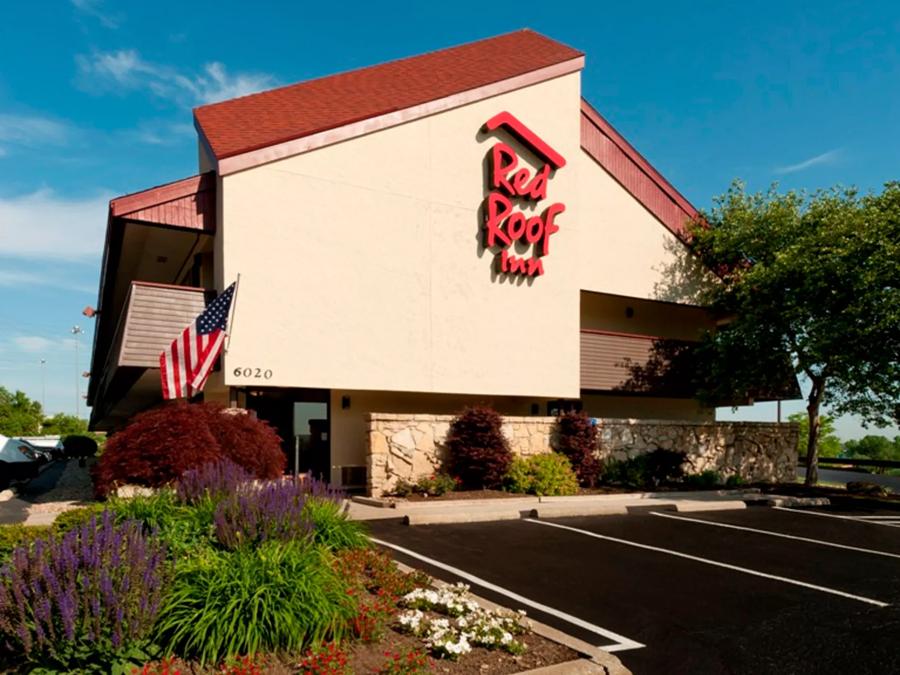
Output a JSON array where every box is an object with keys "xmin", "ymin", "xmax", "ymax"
[
  {"xmin": 40, "ymin": 413, "xmax": 88, "ymax": 437},
  {"xmin": 843, "ymin": 435, "xmax": 900, "ymax": 462},
  {"xmin": 689, "ymin": 181, "xmax": 900, "ymax": 484},
  {"xmin": 0, "ymin": 387, "xmax": 43, "ymax": 436},
  {"xmin": 787, "ymin": 413, "xmax": 842, "ymax": 458}
]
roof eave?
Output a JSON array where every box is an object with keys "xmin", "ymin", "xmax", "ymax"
[{"xmin": 213, "ymin": 55, "xmax": 585, "ymax": 176}]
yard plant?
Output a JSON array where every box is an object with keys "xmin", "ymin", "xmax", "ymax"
[
  {"xmin": 92, "ymin": 401, "xmax": 285, "ymax": 496},
  {"xmin": 444, "ymin": 406, "xmax": 512, "ymax": 490},
  {"xmin": 685, "ymin": 181, "xmax": 900, "ymax": 484},
  {"xmin": 0, "ymin": 512, "xmax": 169, "ymax": 672},
  {"xmin": 504, "ymin": 453, "xmax": 579, "ymax": 496}
]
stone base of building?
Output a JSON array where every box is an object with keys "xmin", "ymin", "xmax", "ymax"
[{"xmin": 366, "ymin": 413, "xmax": 798, "ymax": 496}]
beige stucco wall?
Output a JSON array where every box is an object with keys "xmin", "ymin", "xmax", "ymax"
[
  {"xmin": 219, "ymin": 73, "xmax": 584, "ymax": 399},
  {"xmin": 575, "ymin": 151, "xmax": 712, "ymax": 303}
]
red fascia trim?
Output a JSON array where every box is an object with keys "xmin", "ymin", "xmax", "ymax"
[
  {"xmin": 579, "ymin": 99, "xmax": 698, "ymax": 220},
  {"xmin": 110, "ymin": 172, "xmax": 215, "ymax": 217},
  {"xmin": 484, "ymin": 111, "xmax": 566, "ymax": 168}
]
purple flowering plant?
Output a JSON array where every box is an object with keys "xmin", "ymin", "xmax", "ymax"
[
  {"xmin": 213, "ymin": 478, "xmax": 313, "ymax": 550},
  {"xmin": 176, "ymin": 458, "xmax": 251, "ymax": 507},
  {"xmin": 0, "ymin": 511, "xmax": 170, "ymax": 670}
]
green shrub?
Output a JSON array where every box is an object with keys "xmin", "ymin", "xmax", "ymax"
[
  {"xmin": 444, "ymin": 407, "xmax": 512, "ymax": 490},
  {"xmin": 52, "ymin": 504, "xmax": 106, "ymax": 534},
  {"xmin": 505, "ymin": 453, "xmax": 579, "ymax": 496},
  {"xmin": 415, "ymin": 473, "xmax": 458, "ymax": 496},
  {"xmin": 725, "ymin": 474, "xmax": 746, "ymax": 488},
  {"xmin": 303, "ymin": 497, "xmax": 369, "ymax": 551},
  {"xmin": 155, "ymin": 541, "xmax": 355, "ymax": 664},
  {"xmin": 682, "ymin": 470, "xmax": 723, "ymax": 489},
  {"xmin": 107, "ymin": 490, "xmax": 214, "ymax": 558},
  {"xmin": 602, "ymin": 449, "xmax": 687, "ymax": 488},
  {"xmin": 0, "ymin": 524, "xmax": 50, "ymax": 565}
]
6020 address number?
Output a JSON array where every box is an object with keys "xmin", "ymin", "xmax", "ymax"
[{"xmin": 233, "ymin": 367, "xmax": 273, "ymax": 379}]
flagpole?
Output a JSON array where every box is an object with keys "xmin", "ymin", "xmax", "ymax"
[{"xmin": 223, "ymin": 273, "xmax": 241, "ymax": 354}]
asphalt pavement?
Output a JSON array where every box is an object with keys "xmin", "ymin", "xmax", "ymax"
[{"xmin": 368, "ymin": 504, "xmax": 900, "ymax": 675}]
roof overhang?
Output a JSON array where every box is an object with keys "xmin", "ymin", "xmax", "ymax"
[
  {"xmin": 87, "ymin": 173, "xmax": 217, "ymax": 404},
  {"xmin": 208, "ymin": 56, "xmax": 584, "ymax": 176}
]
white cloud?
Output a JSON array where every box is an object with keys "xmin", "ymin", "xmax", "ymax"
[
  {"xmin": 0, "ymin": 268, "xmax": 96, "ymax": 293},
  {"xmin": 76, "ymin": 49, "xmax": 276, "ymax": 105},
  {"xmin": 774, "ymin": 149, "xmax": 842, "ymax": 175},
  {"xmin": 13, "ymin": 336, "xmax": 55, "ymax": 353},
  {"xmin": 0, "ymin": 113, "xmax": 71, "ymax": 148},
  {"xmin": 0, "ymin": 189, "xmax": 111, "ymax": 262},
  {"xmin": 70, "ymin": 0, "xmax": 120, "ymax": 29}
]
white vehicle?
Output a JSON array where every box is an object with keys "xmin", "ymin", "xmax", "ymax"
[
  {"xmin": 19, "ymin": 435, "xmax": 64, "ymax": 461},
  {"xmin": 0, "ymin": 434, "xmax": 43, "ymax": 489}
]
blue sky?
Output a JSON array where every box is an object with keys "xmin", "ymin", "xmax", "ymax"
[{"xmin": 0, "ymin": 1, "xmax": 897, "ymax": 438}]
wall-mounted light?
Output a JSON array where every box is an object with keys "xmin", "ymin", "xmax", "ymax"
[{"xmin": 341, "ymin": 396, "xmax": 351, "ymax": 410}]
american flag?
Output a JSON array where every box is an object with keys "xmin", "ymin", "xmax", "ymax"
[{"xmin": 160, "ymin": 282, "xmax": 236, "ymax": 400}]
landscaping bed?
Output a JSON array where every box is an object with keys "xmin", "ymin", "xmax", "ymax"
[{"xmin": 0, "ymin": 460, "xmax": 580, "ymax": 674}]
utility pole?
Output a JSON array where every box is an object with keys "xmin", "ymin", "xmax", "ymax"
[{"xmin": 71, "ymin": 326, "xmax": 83, "ymax": 419}]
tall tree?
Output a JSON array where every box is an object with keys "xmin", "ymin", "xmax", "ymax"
[
  {"xmin": 40, "ymin": 413, "xmax": 89, "ymax": 437},
  {"xmin": 787, "ymin": 413, "xmax": 842, "ymax": 458},
  {"xmin": 690, "ymin": 182, "xmax": 900, "ymax": 485},
  {"xmin": 0, "ymin": 386, "xmax": 44, "ymax": 436},
  {"xmin": 843, "ymin": 435, "xmax": 900, "ymax": 462}
]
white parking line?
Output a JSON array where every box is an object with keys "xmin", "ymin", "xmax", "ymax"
[
  {"xmin": 649, "ymin": 511, "xmax": 900, "ymax": 560},
  {"xmin": 370, "ymin": 536, "xmax": 645, "ymax": 653},
  {"xmin": 524, "ymin": 519, "xmax": 889, "ymax": 608},
  {"xmin": 773, "ymin": 507, "xmax": 900, "ymax": 528},
  {"xmin": 855, "ymin": 515, "xmax": 900, "ymax": 520}
]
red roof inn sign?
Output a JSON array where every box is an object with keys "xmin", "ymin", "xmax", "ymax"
[{"xmin": 482, "ymin": 112, "xmax": 566, "ymax": 278}]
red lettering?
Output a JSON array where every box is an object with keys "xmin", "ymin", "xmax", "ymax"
[
  {"xmin": 483, "ymin": 116, "xmax": 567, "ymax": 276},
  {"xmin": 511, "ymin": 168, "xmax": 531, "ymax": 195},
  {"xmin": 540, "ymin": 202, "xmax": 565, "ymax": 256},
  {"xmin": 484, "ymin": 192, "xmax": 512, "ymax": 248},
  {"xmin": 525, "ymin": 215, "xmax": 544, "ymax": 245},
  {"xmin": 526, "ymin": 164, "xmax": 549, "ymax": 201},
  {"xmin": 527, "ymin": 257, "xmax": 544, "ymax": 276},
  {"xmin": 508, "ymin": 255, "xmax": 529, "ymax": 274},
  {"xmin": 491, "ymin": 143, "xmax": 518, "ymax": 195},
  {"xmin": 507, "ymin": 212, "xmax": 527, "ymax": 240}
]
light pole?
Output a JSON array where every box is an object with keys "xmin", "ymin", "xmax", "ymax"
[{"xmin": 71, "ymin": 326, "xmax": 83, "ymax": 419}]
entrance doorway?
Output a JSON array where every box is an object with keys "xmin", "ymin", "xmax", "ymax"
[{"xmin": 245, "ymin": 388, "xmax": 331, "ymax": 482}]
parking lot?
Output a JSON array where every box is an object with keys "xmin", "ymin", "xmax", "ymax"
[{"xmin": 368, "ymin": 504, "xmax": 900, "ymax": 674}]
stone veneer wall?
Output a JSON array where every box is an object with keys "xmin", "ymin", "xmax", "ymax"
[{"xmin": 366, "ymin": 413, "xmax": 798, "ymax": 496}]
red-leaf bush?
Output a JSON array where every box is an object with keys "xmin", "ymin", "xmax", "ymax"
[
  {"xmin": 444, "ymin": 406, "xmax": 512, "ymax": 490},
  {"xmin": 93, "ymin": 402, "xmax": 285, "ymax": 496},
  {"xmin": 553, "ymin": 411, "xmax": 602, "ymax": 487}
]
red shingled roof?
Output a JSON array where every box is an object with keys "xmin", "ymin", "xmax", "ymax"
[{"xmin": 194, "ymin": 30, "xmax": 583, "ymax": 160}]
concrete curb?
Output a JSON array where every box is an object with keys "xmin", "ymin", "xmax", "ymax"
[
  {"xmin": 358, "ymin": 490, "xmax": 831, "ymax": 526},
  {"xmin": 394, "ymin": 561, "xmax": 632, "ymax": 675},
  {"xmin": 403, "ymin": 508, "xmax": 535, "ymax": 526}
]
